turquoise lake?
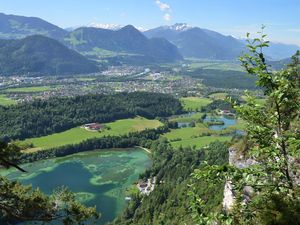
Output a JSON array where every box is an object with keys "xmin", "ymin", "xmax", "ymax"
[
  {"xmin": 1, "ymin": 149, "xmax": 151, "ymax": 224},
  {"xmin": 204, "ymin": 115, "xmax": 236, "ymax": 130}
]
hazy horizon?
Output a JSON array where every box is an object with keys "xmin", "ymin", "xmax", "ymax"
[{"xmin": 0, "ymin": 0, "xmax": 299, "ymax": 46}]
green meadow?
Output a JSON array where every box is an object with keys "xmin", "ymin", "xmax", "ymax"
[
  {"xmin": 187, "ymin": 60, "xmax": 243, "ymax": 72},
  {"xmin": 209, "ymin": 92, "xmax": 228, "ymax": 100},
  {"xmin": 170, "ymin": 112, "xmax": 205, "ymax": 123},
  {"xmin": 0, "ymin": 94, "xmax": 16, "ymax": 106},
  {"xmin": 162, "ymin": 122, "xmax": 233, "ymax": 148},
  {"xmin": 4, "ymin": 86, "xmax": 54, "ymax": 93},
  {"xmin": 180, "ymin": 97, "xmax": 212, "ymax": 111},
  {"xmin": 22, "ymin": 117, "xmax": 162, "ymax": 151},
  {"xmin": 170, "ymin": 136, "xmax": 232, "ymax": 148}
]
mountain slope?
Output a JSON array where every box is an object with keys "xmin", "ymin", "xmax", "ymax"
[
  {"xmin": 0, "ymin": 13, "xmax": 68, "ymax": 40},
  {"xmin": 262, "ymin": 42, "xmax": 299, "ymax": 60},
  {"xmin": 144, "ymin": 23, "xmax": 244, "ymax": 60},
  {"xmin": 0, "ymin": 35, "xmax": 99, "ymax": 76},
  {"xmin": 64, "ymin": 25, "xmax": 183, "ymax": 63},
  {"xmin": 145, "ymin": 23, "xmax": 299, "ymax": 60}
]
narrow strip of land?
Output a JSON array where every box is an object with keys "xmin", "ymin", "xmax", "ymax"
[{"xmin": 135, "ymin": 146, "xmax": 152, "ymax": 154}]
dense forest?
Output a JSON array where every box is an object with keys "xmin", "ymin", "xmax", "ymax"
[
  {"xmin": 20, "ymin": 126, "xmax": 169, "ymax": 163},
  {"xmin": 0, "ymin": 92, "xmax": 183, "ymax": 141},
  {"xmin": 0, "ymin": 35, "xmax": 99, "ymax": 76},
  {"xmin": 110, "ymin": 140, "xmax": 230, "ymax": 225},
  {"xmin": 184, "ymin": 68, "xmax": 258, "ymax": 89}
]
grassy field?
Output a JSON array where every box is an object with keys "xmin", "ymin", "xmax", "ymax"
[
  {"xmin": 77, "ymin": 77, "xmax": 97, "ymax": 81},
  {"xmin": 4, "ymin": 86, "xmax": 55, "ymax": 93},
  {"xmin": 22, "ymin": 117, "xmax": 163, "ymax": 151},
  {"xmin": 180, "ymin": 97, "xmax": 212, "ymax": 111},
  {"xmin": 0, "ymin": 95, "xmax": 16, "ymax": 106},
  {"xmin": 170, "ymin": 112, "xmax": 205, "ymax": 123},
  {"xmin": 170, "ymin": 136, "xmax": 232, "ymax": 148},
  {"xmin": 209, "ymin": 92, "xmax": 228, "ymax": 100},
  {"xmin": 187, "ymin": 60, "xmax": 243, "ymax": 72},
  {"xmin": 163, "ymin": 120, "xmax": 236, "ymax": 148}
]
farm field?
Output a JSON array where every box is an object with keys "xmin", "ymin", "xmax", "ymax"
[
  {"xmin": 187, "ymin": 59, "xmax": 243, "ymax": 72},
  {"xmin": 180, "ymin": 97, "xmax": 212, "ymax": 111},
  {"xmin": 169, "ymin": 112, "xmax": 205, "ymax": 123},
  {"xmin": 22, "ymin": 117, "xmax": 163, "ymax": 151},
  {"xmin": 4, "ymin": 86, "xmax": 55, "ymax": 93},
  {"xmin": 162, "ymin": 122, "xmax": 233, "ymax": 148},
  {"xmin": 170, "ymin": 135, "xmax": 231, "ymax": 148},
  {"xmin": 209, "ymin": 92, "xmax": 228, "ymax": 100},
  {"xmin": 0, "ymin": 94, "xmax": 16, "ymax": 106}
]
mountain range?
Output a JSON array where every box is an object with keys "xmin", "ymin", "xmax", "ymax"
[
  {"xmin": 0, "ymin": 13, "xmax": 67, "ymax": 40},
  {"xmin": 0, "ymin": 13, "xmax": 299, "ymax": 76},
  {"xmin": 63, "ymin": 25, "xmax": 182, "ymax": 63},
  {"xmin": 0, "ymin": 35, "xmax": 99, "ymax": 76},
  {"xmin": 144, "ymin": 23, "xmax": 300, "ymax": 60}
]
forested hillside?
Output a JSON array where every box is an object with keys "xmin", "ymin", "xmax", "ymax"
[
  {"xmin": 63, "ymin": 26, "xmax": 183, "ymax": 63},
  {"xmin": 0, "ymin": 12, "xmax": 67, "ymax": 39},
  {"xmin": 0, "ymin": 35, "xmax": 99, "ymax": 76},
  {"xmin": 111, "ymin": 141, "xmax": 229, "ymax": 225},
  {"xmin": 0, "ymin": 92, "xmax": 183, "ymax": 140}
]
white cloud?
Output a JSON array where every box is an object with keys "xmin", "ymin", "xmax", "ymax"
[
  {"xmin": 154, "ymin": 0, "xmax": 172, "ymax": 22},
  {"xmin": 155, "ymin": 0, "xmax": 170, "ymax": 11},
  {"xmin": 163, "ymin": 13, "xmax": 171, "ymax": 22}
]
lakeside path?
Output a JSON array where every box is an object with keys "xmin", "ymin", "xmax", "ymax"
[{"xmin": 135, "ymin": 146, "xmax": 152, "ymax": 154}]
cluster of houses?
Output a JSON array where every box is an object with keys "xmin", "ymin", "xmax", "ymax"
[
  {"xmin": 218, "ymin": 109, "xmax": 235, "ymax": 117},
  {"xmin": 137, "ymin": 177, "xmax": 156, "ymax": 195},
  {"xmin": 82, "ymin": 123, "xmax": 104, "ymax": 131}
]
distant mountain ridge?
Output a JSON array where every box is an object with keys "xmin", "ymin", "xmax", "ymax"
[
  {"xmin": 0, "ymin": 35, "xmax": 99, "ymax": 76},
  {"xmin": 0, "ymin": 12, "xmax": 68, "ymax": 40},
  {"xmin": 144, "ymin": 23, "xmax": 245, "ymax": 60},
  {"xmin": 0, "ymin": 13, "xmax": 183, "ymax": 64},
  {"xmin": 63, "ymin": 25, "xmax": 183, "ymax": 63},
  {"xmin": 0, "ymin": 12, "xmax": 298, "ymax": 63},
  {"xmin": 144, "ymin": 23, "xmax": 300, "ymax": 60}
]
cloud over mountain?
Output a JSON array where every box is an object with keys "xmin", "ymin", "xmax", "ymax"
[{"xmin": 155, "ymin": 0, "xmax": 172, "ymax": 22}]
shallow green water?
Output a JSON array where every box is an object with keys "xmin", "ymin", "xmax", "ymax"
[{"xmin": 2, "ymin": 149, "xmax": 151, "ymax": 224}]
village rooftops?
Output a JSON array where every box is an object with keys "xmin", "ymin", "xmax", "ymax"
[{"xmin": 83, "ymin": 123, "xmax": 104, "ymax": 131}]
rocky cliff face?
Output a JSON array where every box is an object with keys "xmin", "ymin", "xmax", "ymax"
[
  {"xmin": 223, "ymin": 147, "xmax": 300, "ymax": 211},
  {"xmin": 222, "ymin": 147, "xmax": 256, "ymax": 211}
]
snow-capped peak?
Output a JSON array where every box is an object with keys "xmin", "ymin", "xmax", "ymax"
[
  {"xmin": 166, "ymin": 23, "xmax": 192, "ymax": 32},
  {"xmin": 88, "ymin": 23, "xmax": 147, "ymax": 32},
  {"xmin": 88, "ymin": 23, "xmax": 123, "ymax": 30}
]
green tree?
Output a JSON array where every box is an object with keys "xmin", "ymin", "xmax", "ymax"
[
  {"xmin": 0, "ymin": 142, "xmax": 99, "ymax": 224},
  {"xmin": 190, "ymin": 29, "xmax": 300, "ymax": 225}
]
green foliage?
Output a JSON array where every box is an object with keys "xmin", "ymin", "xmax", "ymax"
[
  {"xmin": 20, "ymin": 126, "xmax": 169, "ymax": 163},
  {"xmin": 22, "ymin": 117, "xmax": 162, "ymax": 150},
  {"xmin": 0, "ymin": 142, "xmax": 99, "ymax": 224},
  {"xmin": 111, "ymin": 141, "xmax": 229, "ymax": 225},
  {"xmin": 0, "ymin": 94, "xmax": 16, "ymax": 106},
  {"xmin": 184, "ymin": 68, "xmax": 257, "ymax": 89},
  {"xmin": 0, "ymin": 12, "xmax": 67, "ymax": 40},
  {"xmin": 190, "ymin": 29, "xmax": 300, "ymax": 224},
  {"xmin": 0, "ymin": 35, "xmax": 99, "ymax": 76},
  {"xmin": 64, "ymin": 26, "xmax": 182, "ymax": 64},
  {"xmin": 180, "ymin": 97, "xmax": 212, "ymax": 111},
  {"xmin": 0, "ymin": 92, "xmax": 183, "ymax": 141}
]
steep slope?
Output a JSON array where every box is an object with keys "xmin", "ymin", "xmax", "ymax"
[
  {"xmin": 144, "ymin": 23, "xmax": 299, "ymax": 60},
  {"xmin": 144, "ymin": 23, "xmax": 244, "ymax": 60},
  {"xmin": 0, "ymin": 35, "xmax": 99, "ymax": 76},
  {"xmin": 0, "ymin": 12, "xmax": 68, "ymax": 39},
  {"xmin": 260, "ymin": 42, "xmax": 299, "ymax": 60},
  {"xmin": 64, "ymin": 25, "xmax": 183, "ymax": 63}
]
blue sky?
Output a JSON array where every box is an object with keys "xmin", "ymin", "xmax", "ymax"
[{"xmin": 1, "ymin": 0, "xmax": 300, "ymax": 45}]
